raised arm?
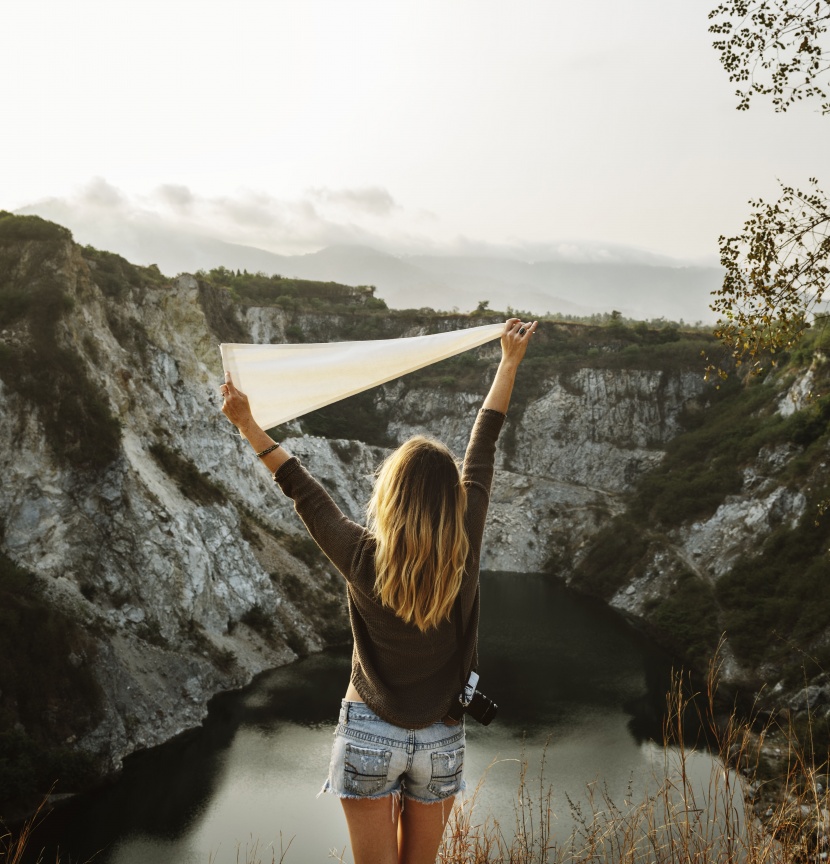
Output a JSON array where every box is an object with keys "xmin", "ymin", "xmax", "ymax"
[
  {"xmin": 220, "ymin": 371, "xmax": 292, "ymax": 472},
  {"xmin": 481, "ymin": 318, "xmax": 538, "ymax": 414}
]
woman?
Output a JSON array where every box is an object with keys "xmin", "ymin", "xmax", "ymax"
[{"xmin": 220, "ymin": 317, "xmax": 537, "ymax": 864}]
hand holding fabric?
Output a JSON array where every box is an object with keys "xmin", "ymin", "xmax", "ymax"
[
  {"xmin": 501, "ymin": 318, "xmax": 538, "ymax": 367},
  {"xmin": 220, "ymin": 372, "xmax": 254, "ymax": 433}
]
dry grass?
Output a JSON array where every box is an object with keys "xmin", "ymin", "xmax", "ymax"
[
  {"xmin": 437, "ymin": 655, "xmax": 830, "ymax": 864},
  {"xmin": 0, "ymin": 795, "xmax": 65, "ymax": 864}
]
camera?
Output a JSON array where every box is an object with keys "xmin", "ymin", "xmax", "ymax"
[
  {"xmin": 445, "ymin": 671, "xmax": 498, "ymax": 726},
  {"xmin": 464, "ymin": 689, "xmax": 498, "ymax": 725}
]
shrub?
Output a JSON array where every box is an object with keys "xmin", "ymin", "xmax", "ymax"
[
  {"xmin": 285, "ymin": 534, "xmax": 327, "ymax": 569},
  {"xmin": 148, "ymin": 442, "xmax": 226, "ymax": 506},
  {"xmin": 0, "ymin": 225, "xmax": 121, "ymax": 469},
  {"xmin": 716, "ymin": 496, "xmax": 830, "ymax": 672},
  {"xmin": 571, "ymin": 517, "xmax": 650, "ymax": 600},
  {"xmin": 240, "ymin": 603, "xmax": 276, "ymax": 639},
  {"xmin": 648, "ymin": 571, "xmax": 721, "ymax": 669},
  {"xmin": 0, "ymin": 211, "xmax": 72, "ymax": 245},
  {"xmin": 0, "ymin": 552, "xmax": 103, "ymax": 806},
  {"xmin": 296, "ymin": 389, "xmax": 393, "ymax": 447},
  {"xmin": 82, "ymin": 246, "xmax": 159, "ymax": 298},
  {"xmin": 202, "ymin": 268, "xmax": 378, "ymax": 311}
]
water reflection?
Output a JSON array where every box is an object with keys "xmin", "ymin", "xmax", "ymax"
[{"xmin": 23, "ymin": 573, "xmax": 712, "ymax": 864}]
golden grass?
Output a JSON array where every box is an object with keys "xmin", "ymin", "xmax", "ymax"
[{"xmin": 437, "ymin": 656, "xmax": 830, "ymax": 864}]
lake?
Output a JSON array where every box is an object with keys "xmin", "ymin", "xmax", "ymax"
[{"xmin": 22, "ymin": 572, "xmax": 716, "ymax": 863}]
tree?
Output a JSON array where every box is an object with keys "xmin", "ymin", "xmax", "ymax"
[
  {"xmin": 709, "ymin": 0, "xmax": 830, "ymax": 113},
  {"xmin": 707, "ymin": 1, "xmax": 830, "ymax": 375}
]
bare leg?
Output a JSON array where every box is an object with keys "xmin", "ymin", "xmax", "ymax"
[
  {"xmin": 398, "ymin": 796, "xmax": 455, "ymax": 864},
  {"xmin": 341, "ymin": 795, "xmax": 400, "ymax": 864}
]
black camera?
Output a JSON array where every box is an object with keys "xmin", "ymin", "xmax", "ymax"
[
  {"xmin": 465, "ymin": 689, "xmax": 498, "ymax": 725},
  {"xmin": 446, "ymin": 672, "xmax": 498, "ymax": 726}
]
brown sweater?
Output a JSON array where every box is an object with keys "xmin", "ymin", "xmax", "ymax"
[{"xmin": 274, "ymin": 407, "xmax": 505, "ymax": 729}]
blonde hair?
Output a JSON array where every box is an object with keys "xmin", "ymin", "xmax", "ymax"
[{"xmin": 367, "ymin": 436, "xmax": 469, "ymax": 632}]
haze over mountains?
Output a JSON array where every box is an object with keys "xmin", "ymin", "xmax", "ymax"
[{"xmin": 16, "ymin": 202, "xmax": 721, "ymax": 322}]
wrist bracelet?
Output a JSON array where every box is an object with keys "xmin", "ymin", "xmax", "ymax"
[{"xmin": 256, "ymin": 443, "xmax": 280, "ymax": 459}]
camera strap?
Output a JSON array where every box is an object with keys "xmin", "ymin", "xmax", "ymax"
[{"xmin": 453, "ymin": 593, "xmax": 474, "ymax": 697}]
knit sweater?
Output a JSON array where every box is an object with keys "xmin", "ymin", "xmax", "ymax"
[{"xmin": 273, "ymin": 407, "xmax": 505, "ymax": 729}]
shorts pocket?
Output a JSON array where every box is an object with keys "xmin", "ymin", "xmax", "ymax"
[
  {"xmin": 343, "ymin": 743, "xmax": 393, "ymax": 796},
  {"xmin": 428, "ymin": 745, "xmax": 465, "ymax": 797}
]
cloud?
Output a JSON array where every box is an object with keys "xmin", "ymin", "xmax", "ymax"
[
  {"xmin": 307, "ymin": 185, "xmax": 398, "ymax": 216},
  {"xmin": 79, "ymin": 177, "xmax": 128, "ymax": 210},
  {"xmin": 154, "ymin": 183, "xmax": 195, "ymax": 214},
  {"xmin": 16, "ymin": 179, "xmax": 433, "ymax": 273},
  {"xmin": 16, "ymin": 177, "xmax": 698, "ymax": 269}
]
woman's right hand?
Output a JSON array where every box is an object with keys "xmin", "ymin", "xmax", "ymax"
[
  {"xmin": 501, "ymin": 318, "xmax": 538, "ymax": 366},
  {"xmin": 220, "ymin": 371, "xmax": 255, "ymax": 434}
]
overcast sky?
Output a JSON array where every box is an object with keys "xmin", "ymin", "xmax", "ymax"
[{"xmin": 2, "ymin": 0, "xmax": 824, "ymax": 263}]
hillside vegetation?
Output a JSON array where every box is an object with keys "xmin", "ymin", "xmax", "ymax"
[{"xmin": 574, "ymin": 325, "xmax": 830, "ymax": 693}]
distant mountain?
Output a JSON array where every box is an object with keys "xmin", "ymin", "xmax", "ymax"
[{"xmin": 14, "ymin": 206, "xmax": 720, "ymax": 321}]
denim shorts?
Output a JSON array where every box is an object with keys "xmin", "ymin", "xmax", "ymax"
[{"xmin": 321, "ymin": 701, "xmax": 466, "ymax": 804}]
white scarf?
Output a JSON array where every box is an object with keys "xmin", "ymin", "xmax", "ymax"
[{"xmin": 220, "ymin": 323, "xmax": 503, "ymax": 429}]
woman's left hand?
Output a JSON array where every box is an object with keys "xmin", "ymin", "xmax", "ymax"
[{"xmin": 220, "ymin": 372, "xmax": 254, "ymax": 433}]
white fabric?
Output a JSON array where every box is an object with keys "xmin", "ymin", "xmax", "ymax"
[{"xmin": 220, "ymin": 323, "xmax": 503, "ymax": 429}]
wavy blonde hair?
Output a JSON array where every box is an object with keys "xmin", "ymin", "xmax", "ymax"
[{"xmin": 367, "ymin": 436, "xmax": 469, "ymax": 632}]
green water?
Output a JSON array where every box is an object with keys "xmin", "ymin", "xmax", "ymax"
[{"xmin": 23, "ymin": 573, "xmax": 711, "ymax": 863}]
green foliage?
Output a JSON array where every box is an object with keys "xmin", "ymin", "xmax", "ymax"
[
  {"xmin": 573, "ymin": 337, "xmax": 830, "ymax": 681},
  {"xmin": 0, "ymin": 217, "xmax": 122, "ymax": 469},
  {"xmin": 0, "ymin": 730, "xmax": 99, "ymax": 804},
  {"xmin": 331, "ymin": 439, "xmax": 361, "ymax": 464},
  {"xmin": 284, "ymin": 533, "xmax": 327, "ymax": 568},
  {"xmin": 571, "ymin": 517, "xmax": 650, "ymax": 601},
  {"xmin": 789, "ymin": 318, "xmax": 830, "ymax": 364},
  {"xmin": 105, "ymin": 308, "xmax": 153, "ymax": 362},
  {"xmin": 716, "ymin": 497, "xmax": 830, "ymax": 670},
  {"xmin": 406, "ymin": 349, "xmax": 490, "ymax": 394},
  {"xmin": 240, "ymin": 603, "xmax": 276, "ymax": 639},
  {"xmin": 709, "ymin": 179, "xmax": 830, "ymax": 378},
  {"xmin": 148, "ymin": 442, "xmax": 226, "ymax": 506},
  {"xmin": 185, "ymin": 620, "xmax": 237, "ymax": 673},
  {"xmin": 196, "ymin": 278, "xmax": 247, "ymax": 343},
  {"xmin": 0, "ymin": 211, "xmax": 72, "ymax": 244},
  {"xmin": 709, "ymin": 0, "xmax": 830, "ymax": 114},
  {"xmin": 0, "ymin": 551, "xmax": 103, "ymax": 804},
  {"xmin": 288, "ymin": 389, "xmax": 394, "ymax": 447},
  {"xmin": 647, "ymin": 572, "xmax": 721, "ymax": 669},
  {"xmin": 202, "ymin": 267, "xmax": 386, "ymax": 311},
  {"xmin": 82, "ymin": 246, "xmax": 163, "ymax": 297},
  {"xmin": 629, "ymin": 363, "xmax": 830, "ymax": 531},
  {"xmin": 271, "ymin": 570, "xmax": 349, "ymax": 645},
  {"xmin": 707, "ymin": 1, "xmax": 830, "ymax": 374},
  {"xmin": 0, "ymin": 315, "xmax": 121, "ymax": 469},
  {"xmin": 631, "ymin": 377, "xmax": 785, "ymax": 529}
]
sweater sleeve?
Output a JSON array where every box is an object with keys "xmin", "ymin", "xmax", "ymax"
[
  {"xmin": 461, "ymin": 408, "xmax": 505, "ymax": 553},
  {"xmin": 273, "ymin": 457, "xmax": 369, "ymax": 581}
]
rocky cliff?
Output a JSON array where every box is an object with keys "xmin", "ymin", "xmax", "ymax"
[{"xmin": 1, "ymin": 213, "xmax": 827, "ymax": 807}]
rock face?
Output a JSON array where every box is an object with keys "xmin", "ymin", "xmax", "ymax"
[{"xmin": 0, "ymin": 229, "xmax": 823, "ymax": 785}]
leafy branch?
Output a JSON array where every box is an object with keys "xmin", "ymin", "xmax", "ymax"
[
  {"xmin": 709, "ymin": 0, "xmax": 830, "ymax": 113},
  {"xmin": 708, "ymin": 178, "xmax": 830, "ymax": 377}
]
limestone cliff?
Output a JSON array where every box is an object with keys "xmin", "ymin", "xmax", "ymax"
[{"xmin": 2, "ymin": 213, "xmax": 826, "ymax": 805}]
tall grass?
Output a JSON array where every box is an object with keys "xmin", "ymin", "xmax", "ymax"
[{"xmin": 438, "ymin": 656, "xmax": 828, "ymax": 863}]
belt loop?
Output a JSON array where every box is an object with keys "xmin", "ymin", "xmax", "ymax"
[{"xmin": 344, "ymin": 702, "xmax": 350, "ymax": 725}]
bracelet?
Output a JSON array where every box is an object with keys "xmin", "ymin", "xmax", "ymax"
[{"xmin": 255, "ymin": 443, "xmax": 280, "ymax": 459}]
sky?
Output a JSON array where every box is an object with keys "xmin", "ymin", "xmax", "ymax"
[{"xmin": 2, "ymin": 0, "xmax": 825, "ymax": 264}]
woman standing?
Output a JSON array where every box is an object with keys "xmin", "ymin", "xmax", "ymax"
[{"xmin": 220, "ymin": 318, "xmax": 537, "ymax": 864}]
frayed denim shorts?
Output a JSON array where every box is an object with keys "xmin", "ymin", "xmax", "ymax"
[{"xmin": 321, "ymin": 701, "xmax": 466, "ymax": 804}]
